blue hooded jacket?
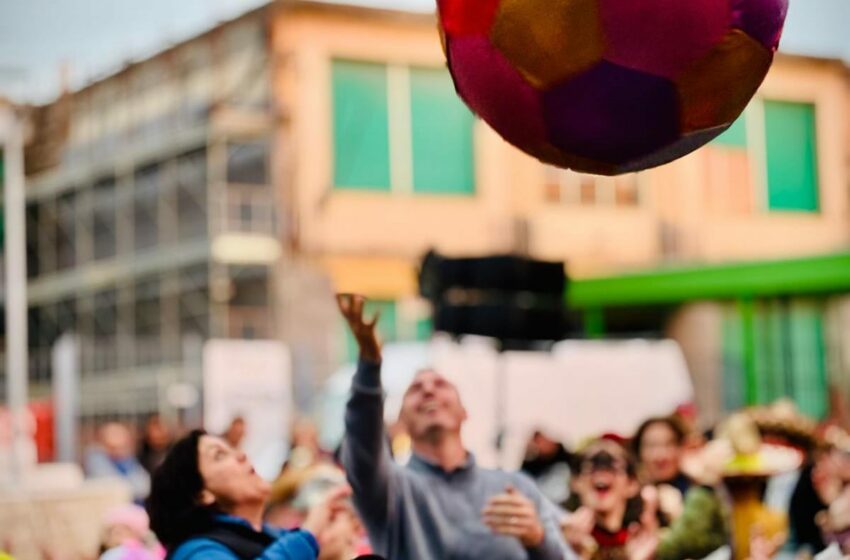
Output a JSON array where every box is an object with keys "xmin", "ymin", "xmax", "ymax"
[{"xmin": 169, "ymin": 515, "xmax": 319, "ymax": 560}]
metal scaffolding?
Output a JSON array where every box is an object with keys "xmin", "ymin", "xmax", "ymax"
[{"xmin": 0, "ymin": 7, "xmax": 280, "ymax": 426}]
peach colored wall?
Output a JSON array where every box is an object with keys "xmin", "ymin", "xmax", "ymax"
[
  {"xmin": 272, "ymin": 7, "xmax": 850, "ymax": 295},
  {"xmin": 273, "ymin": 10, "xmax": 515, "ymax": 266},
  {"xmin": 646, "ymin": 58, "xmax": 850, "ymax": 265}
]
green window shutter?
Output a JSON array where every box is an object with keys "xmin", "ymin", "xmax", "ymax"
[
  {"xmin": 332, "ymin": 60, "xmax": 391, "ymax": 190},
  {"xmin": 416, "ymin": 315, "xmax": 433, "ymax": 342},
  {"xmin": 410, "ymin": 67, "xmax": 475, "ymax": 195},
  {"xmin": 765, "ymin": 101, "xmax": 819, "ymax": 212},
  {"xmin": 788, "ymin": 300, "xmax": 828, "ymax": 419},
  {"xmin": 758, "ymin": 301, "xmax": 790, "ymax": 403},
  {"xmin": 721, "ymin": 305, "xmax": 746, "ymax": 411},
  {"xmin": 343, "ymin": 300, "xmax": 398, "ymax": 362},
  {"xmin": 712, "ymin": 114, "xmax": 748, "ymax": 148}
]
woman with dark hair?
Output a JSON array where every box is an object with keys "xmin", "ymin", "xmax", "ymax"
[
  {"xmin": 632, "ymin": 418, "xmax": 729, "ymax": 560},
  {"xmin": 146, "ymin": 430, "xmax": 348, "ymax": 560},
  {"xmin": 632, "ymin": 416, "xmax": 690, "ymax": 495}
]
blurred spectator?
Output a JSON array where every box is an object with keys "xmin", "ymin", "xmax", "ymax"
[
  {"xmin": 790, "ymin": 443, "xmax": 850, "ymax": 555},
  {"xmin": 521, "ymin": 430, "xmax": 573, "ymax": 504},
  {"xmin": 98, "ymin": 504, "xmax": 164, "ymax": 560},
  {"xmin": 561, "ymin": 438, "xmax": 649, "ymax": 560},
  {"xmin": 632, "ymin": 416, "xmax": 690, "ymax": 497},
  {"xmin": 138, "ymin": 415, "xmax": 173, "ymax": 475},
  {"xmin": 631, "ymin": 415, "xmax": 730, "ymax": 559},
  {"xmin": 267, "ymin": 464, "xmax": 372, "ymax": 560},
  {"xmin": 223, "ymin": 416, "xmax": 246, "ymax": 450},
  {"xmin": 284, "ymin": 418, "xmax": 333, "ymax": 472},
  {"xmin": 85, "ymin": 423, "xmax": 151, "ymax": 504}
]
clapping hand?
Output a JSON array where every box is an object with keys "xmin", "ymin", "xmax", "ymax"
[
  {"xmin": 302, "ymin": 485, "xmax": 353, "ymax": 540},
  {"xmin": 482, "ymin": 485, "xmax": 546, "ymax": 549}
]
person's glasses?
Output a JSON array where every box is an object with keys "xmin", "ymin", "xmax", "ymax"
[{"xmin": 580, "ymin": 452, "xmax": 628, "ymax": 475}]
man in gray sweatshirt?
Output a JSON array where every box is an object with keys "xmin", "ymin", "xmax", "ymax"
[{"xmin": 338, "ymin": 294, "xmax": 572, "ymax": 560}]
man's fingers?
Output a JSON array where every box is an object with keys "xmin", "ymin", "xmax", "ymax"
[
  {"xmin": 482, "ymin": 503, "xmax": 530, "ymax": 518},
  {"xmin": 336, "ymin": 293, "xmax": 352, "ymax": 315},
  {"xmin": 484, "ymin": 515, "xmax": 532, "ymax": 533},
  {"xmin": 487, "ymin": 524, "xmax": 528, "ymax": 538},
  {"xmin": 486, "ymin": 494, "xmax": 530, "ymax": 508},
  {"xmin": 366, "ymin": 309, "xmax": 381, "ymax": 329},
  {"xmin": 351, "ymin": 294, "xmax": 365, "ymax": 318}
]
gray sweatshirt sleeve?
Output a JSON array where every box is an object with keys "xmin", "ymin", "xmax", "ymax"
[{"xmin": 340, "ymin": 360, "xmax": 398, "ymax": 539}]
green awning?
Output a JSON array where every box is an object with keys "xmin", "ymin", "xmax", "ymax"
[{"xmin": 568, "ymin": 252, "xmax": 850, "ymax": 308}]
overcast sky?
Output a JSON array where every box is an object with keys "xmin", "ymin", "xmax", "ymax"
[{"xmin": 1, "ymin": 0, "xmax": 848, "ymax": 103}]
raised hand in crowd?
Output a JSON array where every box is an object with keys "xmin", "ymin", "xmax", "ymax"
[{"xmin": 336, "ymin": 294, "xmax": 381, "ymax": 363}]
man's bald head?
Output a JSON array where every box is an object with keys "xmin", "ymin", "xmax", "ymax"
[{"xmin": 400, "ymin": 369, "xmax": 467, "ymax": 443}]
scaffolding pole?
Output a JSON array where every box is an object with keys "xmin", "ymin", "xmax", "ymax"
[{"xmin": 1, "ymin": 106, "xmax": 29, "ymax": 484}]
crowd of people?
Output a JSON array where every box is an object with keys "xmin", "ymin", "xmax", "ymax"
[{"xmin": 4, "ymin": 293, "xmax": 850, "ymax": 560}]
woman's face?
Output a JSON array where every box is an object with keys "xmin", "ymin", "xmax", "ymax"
[
  {"xmin": 198, "ymin": 435, "xmax": 270, "ymax": 509},
  {"xmin": 640, "ymin": 423, "xmax": 683, "ymax": 484},
  {"xmin": 575, "ymin": 442, "xmax": 638, "ymax": 515}
]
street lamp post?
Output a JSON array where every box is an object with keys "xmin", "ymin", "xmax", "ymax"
[{"xmin": 0, "ymin": 104, "xmax": 29, "ymax": 485}]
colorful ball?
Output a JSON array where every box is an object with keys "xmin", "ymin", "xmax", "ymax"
[{"xmin": 438, "ymin": 0, "xmax": 789, "ymax": 175}]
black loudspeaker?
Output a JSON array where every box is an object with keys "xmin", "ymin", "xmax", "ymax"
[
  {"xmin": 434, "ymin": 302, "xmax": 565, "ymax": 341},
  {"xmin": 419, "ymin": 250, "xmax": 566, "ymax": 300},
  {"xmin": 419, "ymin": 250, "xmax": 568, "ymax": 343}
]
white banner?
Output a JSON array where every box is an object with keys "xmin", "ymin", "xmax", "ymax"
[{"xmin": 203, "ymin": 339, "xmax": 292, "ymax": 480}]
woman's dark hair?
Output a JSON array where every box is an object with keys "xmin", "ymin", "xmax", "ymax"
[
  {"xmin": 632, "ymin": 416, "xmax": 687, "ymax": 458},
  {"xmin": 146, "ymin": 430, "xmax": 218, "ymax": 550}
]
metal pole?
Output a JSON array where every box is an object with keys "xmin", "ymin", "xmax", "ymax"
[
  {"xmin": 1, "ymin": 106, "xmax": 29, "ymax": 483},
  {"xmin": 53, "ymin": 333, "xmax": 79, "ymax": 463}
]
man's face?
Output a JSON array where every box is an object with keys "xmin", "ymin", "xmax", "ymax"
[
  {"xmin": 574, "ymin": 442, "xmax": 639, "ymax": 515},
  {"xmin": 400, "ymin": 370, "xmax": 467, "ymax": 441},
  {"xmin": 100, "ymin": 423, "xmax": 134, "ymax": 460}
]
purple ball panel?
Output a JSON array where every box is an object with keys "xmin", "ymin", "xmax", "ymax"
[
  {"xmin": 731, "ymin": 0, "xmax": 789, "ymax": 51},
  {"xmin": 619, "ymin": 124, "xmax": 730, "ymax": 173},
  {"xmin": 447, "ymin": 36, "xmax": 547, "ymax": 149},
  {"xmin": 542, "ymin": 61, "xmax": 680, "ymax": 164}
]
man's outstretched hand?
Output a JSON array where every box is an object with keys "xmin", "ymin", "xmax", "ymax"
[{"xmin": 337, "ymin": 294, "xmax": 382, "ymax": 363}]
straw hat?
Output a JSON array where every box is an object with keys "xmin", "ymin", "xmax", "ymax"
[{"xmin": 682, "ymin": 413, "xmax": 802, "ymax": 484}]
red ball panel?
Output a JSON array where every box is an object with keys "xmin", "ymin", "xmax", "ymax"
[
  {"xmin": 598, "ymin": 0, "xmax": 732, "ymax": 80},
  {"xmin": 438, "ymin": 0, "xmax": 502, "ymax": 37}
]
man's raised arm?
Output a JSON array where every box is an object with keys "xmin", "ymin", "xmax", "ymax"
[{"xmin": 337, "ymin": 294, "xmax": 397, "ymax": 538}]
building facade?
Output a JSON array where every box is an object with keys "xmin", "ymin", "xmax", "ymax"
[
  {"xmin": 6, "ymin": 1, "xmax": 850, "ymax": 428},
  {"xmin": 15, "ymin": 7, "xmax": 278, "ymax": 424},
  {"xmin": 272, "ymin": 4, "xmax": 850, "ymax": 426}
]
